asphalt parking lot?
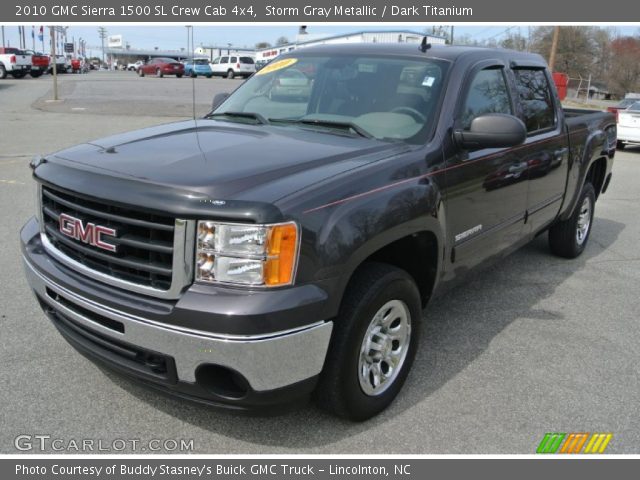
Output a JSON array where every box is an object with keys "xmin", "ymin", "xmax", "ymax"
[{"xmin": 1, "ymin": 71, "xmax": 639, "ymax": 454}]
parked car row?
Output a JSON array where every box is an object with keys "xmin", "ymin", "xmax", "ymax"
[
  {"xmin": 132, "ymin": 55, "xmax": 256, "ymax": 79},
  {"xmin": 0, "ymin": 47, "xmax": 94, "ymax": 79}
]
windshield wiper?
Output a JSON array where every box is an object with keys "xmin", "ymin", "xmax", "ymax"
[
  {"xmin": 206, "ymin": 111, "xmax": 269, "ymax": 125},
  {"xmin": 270, "ymin": 118, "xmax": 374, "ymax": 139}
]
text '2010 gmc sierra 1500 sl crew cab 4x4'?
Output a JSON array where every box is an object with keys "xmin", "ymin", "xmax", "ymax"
[{"xmin": 21, "ymin": 44, "xmax": 616, "ymax": 420}]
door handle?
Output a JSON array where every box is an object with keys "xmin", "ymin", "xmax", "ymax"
[{"xmin": 553, "ymin": 148, "xmax": 568, "ymax": 160}]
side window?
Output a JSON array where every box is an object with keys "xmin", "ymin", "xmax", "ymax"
[
  {"xmin": 230, "ymin": 56, "xmax": 237, "ymax": 64},
  {"xmin": 513, "ymin": 69, "xmax": 555, "ymax": 133},
  {"xmin": 462, "ymin": 68, "xmax": 512, "ymax": 129},
  {"xmin": 220, "ymin": 56, "xmax": 229, "ymax": 64},
  {"xmin": 212, "ymin": 58, "xmax": 220, "ymax": 65}
]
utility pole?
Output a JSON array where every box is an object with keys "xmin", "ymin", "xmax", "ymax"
[
  {"xmin": 50, "ymin": 27, "xmax": 58, "ymax": 101},
  {"xmin": 97, "ymin": 27, "xmax": 107, "ymax": 65},
  {"xmin": 450, "ymin": 25, "xmax": 454, "ymax": 45},
  {"xmin": 1, "ymin": 26, "xmax": 4, "ymax": 47},
  {"xmin": 548, "ymin": 26, "xmax": 560, "ymax": 72}
]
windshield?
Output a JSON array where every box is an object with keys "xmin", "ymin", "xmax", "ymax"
[
  {"xmin": 213, "ymin": 54, "xmax": 449, "ymax": 143},
  {"xmin": 627, "ymin": 101, "xmax": 640, "ymax": 111}
]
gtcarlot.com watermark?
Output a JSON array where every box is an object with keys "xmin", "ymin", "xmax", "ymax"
[{"xmin": 14, "ymin": 435, "xmax": 195, "ymax": 452}]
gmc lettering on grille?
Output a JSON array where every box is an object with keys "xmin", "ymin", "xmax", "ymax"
[{"xmin": 58, "ymin": 213, "xmax": 117, "ymax": 252}]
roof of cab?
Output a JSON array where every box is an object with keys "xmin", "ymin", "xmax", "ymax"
[{"xmin": 287, "ymin": 43, "xmax": 547, "ymax": 67}]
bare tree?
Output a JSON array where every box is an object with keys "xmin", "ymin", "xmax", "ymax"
[{"xmin": 275, "ymin": 36, "xmax": 289, "ymax": 46}]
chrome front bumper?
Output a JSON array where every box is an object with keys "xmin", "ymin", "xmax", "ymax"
[{"xmin": 23, "ymin": 255, "xmax": 333, "ymax": 393}]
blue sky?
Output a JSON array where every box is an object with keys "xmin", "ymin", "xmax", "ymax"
[{"xmin": 2, "ymin": 25, "xmax": 638, "ymax": 55}]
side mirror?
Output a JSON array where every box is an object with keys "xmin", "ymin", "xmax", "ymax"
[
  {"xmin": 211, "ymin": 93, "xmax": 230, "ymax": 110},
  {"xmin": 454, "ymin": 114, "xmax": 527, "ymax": 150}
]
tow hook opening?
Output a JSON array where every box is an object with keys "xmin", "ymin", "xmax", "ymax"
[{"xmin": 195, "ymin": 364, "xmax": 250, "ymax": 400}]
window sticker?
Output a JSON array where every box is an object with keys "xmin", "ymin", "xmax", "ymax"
[
  {"xmin": 422, "ymin": 76, "xmax": 436, "ymax": 87},
  {"xmin": 256, "ymin": 58, "xmax": 298, "ymax": 75}
]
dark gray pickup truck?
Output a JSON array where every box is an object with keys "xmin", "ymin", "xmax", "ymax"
[{"xmin": 21, "ymin": 44, "xmax": 616, "ymax": 420}]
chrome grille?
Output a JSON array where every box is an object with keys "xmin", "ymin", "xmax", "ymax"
[{"xmin": 39, "ymin": 184, "xmax": 194, "ymax": 299}]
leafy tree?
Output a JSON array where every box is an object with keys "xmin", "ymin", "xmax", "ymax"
[{"xmin": 608, "ymin": 36, "xmax": 640, "ymax": 95}]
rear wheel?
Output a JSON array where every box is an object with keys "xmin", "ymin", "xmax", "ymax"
[
  {"xmin": 0, "ymin": 65, "xmax": 7, "ymax": 79},
  {"xmin": 206, "ymin": 74, "xmax": 212, "ymax": 79},
  {"xmin": 30, "ymin": 70, "xmax": 42, "ymax": 78},
  {"xmin": 616, "ymin": 140, "xmax": 626, "ymax": 150},
  {"xmin": 11, "ymin": 71, "xmax": 26, "ymax": 79},
  {"xmin": 176, "ymin": 74, "xmax": 183, "ymax": 78},
  {"xmin": 227, "ymin": 69, "xmax": 235, "ymax": 79},
  {"xmin": 156, "ymin": 68, "xmax": 163, "ymax": 78},
  {"xmin": 549, "ymin": 182, "xmax": 595, "ymax": 258},
  {"xmin": 315, "ymin": 263, "xmax": 421, "ymax": 421}
]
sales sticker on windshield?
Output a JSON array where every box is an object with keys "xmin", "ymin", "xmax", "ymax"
[
  {"xmin": 422, "ymin": 76, "xmax": 436, "ymax": 87},
  {"xmin": 256, "ymin": 58, "xmax": 298, "ymax": 75}
]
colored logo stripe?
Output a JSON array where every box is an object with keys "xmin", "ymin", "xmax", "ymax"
[
  {"xmin": 560, "ymin": 433, "xmax": 589, "ymax": 453},
  {"xmin": 537, "ymin": 433, "xmax": 566, "ymax": 453},
  {"xmin": 537, "ymin": 433, "xmax": 613, "ymax": 454},
  {"xmin": 584, "ymin": 433, "xmax": 613, "ymax": 454}
]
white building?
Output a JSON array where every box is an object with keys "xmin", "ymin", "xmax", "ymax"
[{"xmin": 255, "ymin": 30, "xmax": 447, "ymax": 62}]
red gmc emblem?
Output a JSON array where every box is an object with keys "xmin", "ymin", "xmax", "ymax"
[{"xmin": 58, "ymin": 213, "xmax": 117, "ymax": 252}]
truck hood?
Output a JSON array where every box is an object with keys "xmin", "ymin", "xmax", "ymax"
[{"xmin": 49, "ymin": 119, "xmax": 406, "ymax": 204}]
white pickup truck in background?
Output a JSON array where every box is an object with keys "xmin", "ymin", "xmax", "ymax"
[
  {"xmin": 617, "ymin": 101, "xmax": 640, "ymax": 149},
  {"xmin": 0, "ymin": 47, "xmax": 31, "ymax": 79}
]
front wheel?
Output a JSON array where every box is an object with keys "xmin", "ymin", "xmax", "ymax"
[
  {"xmin": 156, "ymin": 68, "xmax": 163, "ymax": 78},
  {"xmin": 549, "ymin": 182, "xmax": 596, "ymax": 258},
  {"xmin": 176, "ymin": 74, "xmax": 183, "ymax": 78},
  {"xmin": 315, "ymin": 263, "xmax": 421, "ymax": 421},
  {"xmin": 0, "ymin": 65, "xmax": 7, "ymax": 79},
  {"xmin": 616, "ymin": 140, "xmax": 626, "ymax": 150},
  {"xmin": 138, "ymin": 69, "xmax": 145, "ymax": 77},
  {"xmin": 227, "ymin": 69, "xmax": 235, "ymax": 79}
]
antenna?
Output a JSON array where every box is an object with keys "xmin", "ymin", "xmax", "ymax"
[
  {"xmin": 419, "ymin": 37, "xmax": 432, "ymax": 53},
  {"xmin": 187, "ymin": 25, "xmax": 196, "ymax": 120}
]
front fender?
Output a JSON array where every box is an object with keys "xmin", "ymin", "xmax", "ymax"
[{"xmin": 309, "ymin": 177, "xmax": 444, "ymax": 311}]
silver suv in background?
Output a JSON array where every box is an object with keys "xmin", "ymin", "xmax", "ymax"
[{"xmin": 210, "ymin": 55, "xmax": 255, "ymax": 79}]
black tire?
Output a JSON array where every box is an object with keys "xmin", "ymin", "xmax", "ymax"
[
  {"xmin": 206, "ymin": 74, "xmax": 212, "ymax": 79},
  {"xmin": 227, "ymin": 69, "xmax": 235, "ymax": 79},
  {"xmin": 0, "ymin": 65, "xmax": 7, "ymax": 79},
  {"xmin": 549, "ymin": 182, "xmax": 596, "ymax": 258},
  {"xmin": 190, "ymin": 71, "xmax": 196, "ymax": 78},
  {"xmin": 138, "ymin": 69, "xmax": 145, "ymax": 77},
  {"xmin": 176, "ymin": 74, "xmax": 183, "ymax": 78},
  {"xmin": 30, "ymin": 70, "xmax": 42, "ymax": 78},
  {"xmin": 156, "ymin": 68, "xmax": 163, "ymax": 78},
  {"xmin": 616, "ymin": 140, "xmax": 626, "ymax": 150},
  {"xmin": 315, "ymin": 262, "xmax": 421, "ymax": 421},
  {"xmin": 11, "ymin": 71, "xmax": 26, "ymax": 79}
]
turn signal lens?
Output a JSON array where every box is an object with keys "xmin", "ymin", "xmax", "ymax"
[{"xmin": 265, "ymin": 223, "xmax": 298, "ymax": 286}]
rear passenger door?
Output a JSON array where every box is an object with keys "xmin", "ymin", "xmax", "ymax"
[
  {"xmin": 445, "ymin": 63, "xmax": 529, "ymax": 270},
  {"xmin": 510, "ymin": 67, "xmax": 569, "ymax": 234}
]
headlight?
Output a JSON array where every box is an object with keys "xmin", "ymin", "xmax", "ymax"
[{"xmin": 196, "ymin": 221, "xmax": 299, "ymax": 287}]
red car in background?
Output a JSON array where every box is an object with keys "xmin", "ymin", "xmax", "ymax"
[{"xmin": 138, "ymin": 57, "xmax": 184, "ymax": 78}]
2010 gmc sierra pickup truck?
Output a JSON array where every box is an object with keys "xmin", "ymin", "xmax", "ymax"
[{"xmin": 21, "ymin": 44, "xmax": 616, "ymax": 420}]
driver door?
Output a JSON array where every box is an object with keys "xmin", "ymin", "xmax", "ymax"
[{"xmin": 444, "ymin": 64, "xmax": 529, "ymax": 270}]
